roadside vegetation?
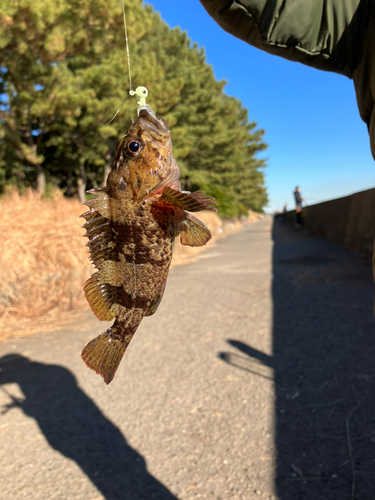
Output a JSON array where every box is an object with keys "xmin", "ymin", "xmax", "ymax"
[{"xmin": 0, "ymin": 190, "xmax": 89, "ymax": 338}]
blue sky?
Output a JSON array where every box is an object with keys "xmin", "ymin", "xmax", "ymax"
[{"xmin": 145, "ymin": 0, "xmax": 374, "ymax": 212}]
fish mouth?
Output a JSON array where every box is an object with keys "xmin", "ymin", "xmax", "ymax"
[
  {"xmin": 138, "ymin": 109, "xmax": 168, "ymax": 137},
  {"xmin": 137, "ymin": 109, "xmax": 181, "ymax": 199}
]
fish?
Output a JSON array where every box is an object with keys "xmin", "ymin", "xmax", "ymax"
[{"xmin": 80, "ymin": 108, "xmax": 217, "ymax": 384}]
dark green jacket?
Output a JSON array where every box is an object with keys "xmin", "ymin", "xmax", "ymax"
[{"xmin": 200, "ymin": 0, "xmax": 375, "ymax": 158}]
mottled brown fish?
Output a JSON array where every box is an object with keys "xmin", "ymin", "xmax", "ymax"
[{"xmin": 81, "ymin": 109, "xmax": 217, "ymax": 384}]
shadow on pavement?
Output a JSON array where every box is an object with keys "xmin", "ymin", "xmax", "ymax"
[
  {"xmin": 222, "ymin": 220, "xmax": 375, "ymax": 500},
  {"xmin": 219, "ymin": 340, "xmax": 274, "ymax": 380},
  {"xmin": 0, "ymin": 354, "xmax": 176, "ymax": 500}
]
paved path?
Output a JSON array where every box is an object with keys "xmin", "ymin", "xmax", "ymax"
[{"xmin": 1, "ymin": 218, "xmax": 375, "ymax": 500}]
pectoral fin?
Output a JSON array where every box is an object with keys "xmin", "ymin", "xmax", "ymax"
[
  {"xmin": 160, "ymin": 186, "xmax": 217, "ymax": 212},
  {"xmin": 178, "ymin": 212, "xmax": 212, "ymax": 247}
]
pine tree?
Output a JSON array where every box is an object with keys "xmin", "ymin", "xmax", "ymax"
[{"xmin": 0, "ymin": 0, "xmax": 268, "ymax": 215}]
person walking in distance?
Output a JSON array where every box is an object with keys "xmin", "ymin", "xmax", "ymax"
[{"xmin": 294, "ymin": 186, "xmax": 304, "ymax": 227}]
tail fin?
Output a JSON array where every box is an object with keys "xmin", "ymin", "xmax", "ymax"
[{"xmin": 81, "ymin": 327, "xmax": 127, "ymax": 384}]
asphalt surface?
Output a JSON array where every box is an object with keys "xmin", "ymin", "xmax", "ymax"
[{"xmin": 1, "ymin": 217, "xmax": 375, "ymax": 500}]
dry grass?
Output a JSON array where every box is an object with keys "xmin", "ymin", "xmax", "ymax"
[
  {"xmin": 0, "ymin": 190, "xmax": 263, "ymax": 341},
  {"xmin": 0, "ymin": 190, "xmax": 91, "ymax": 340}
]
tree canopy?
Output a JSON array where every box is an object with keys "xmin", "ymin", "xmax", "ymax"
[{"xmin": 0, "ymin": 0, "xmax": 268, "ymax": 216}]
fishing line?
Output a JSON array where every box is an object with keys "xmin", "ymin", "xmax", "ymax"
[
  {"xmin": 122, "ymin": 0, "xmax": 133, "ymax": 93},
  {"xmin": 107, "ymin": 0, "xmax": 134, "ymax": 124},
  {"xmin": 107, "ymin": 0, "xmax": 152, "ymax": 124}
]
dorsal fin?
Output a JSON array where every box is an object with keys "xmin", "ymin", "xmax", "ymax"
[{"xmin": 81, "ymin": 189, "xmax": 114, "ymax": 269}]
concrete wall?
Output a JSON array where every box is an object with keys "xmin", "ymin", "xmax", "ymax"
[{"xmin": 285, "ymin": 188, "xmax": 375, "ymax": 258}]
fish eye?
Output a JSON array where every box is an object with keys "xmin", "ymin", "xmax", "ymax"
[{"xmin": 125, "ymin": 139, "xmax": 143, "ymax": 157}]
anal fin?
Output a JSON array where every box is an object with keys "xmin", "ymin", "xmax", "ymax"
[
  {"xmin": 84, "ymin": 273, "xmax": 116, "ymax": 321},
  {"xmin": 178, "ymin": 213, "xmax": 212, "ymax": 247}
]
